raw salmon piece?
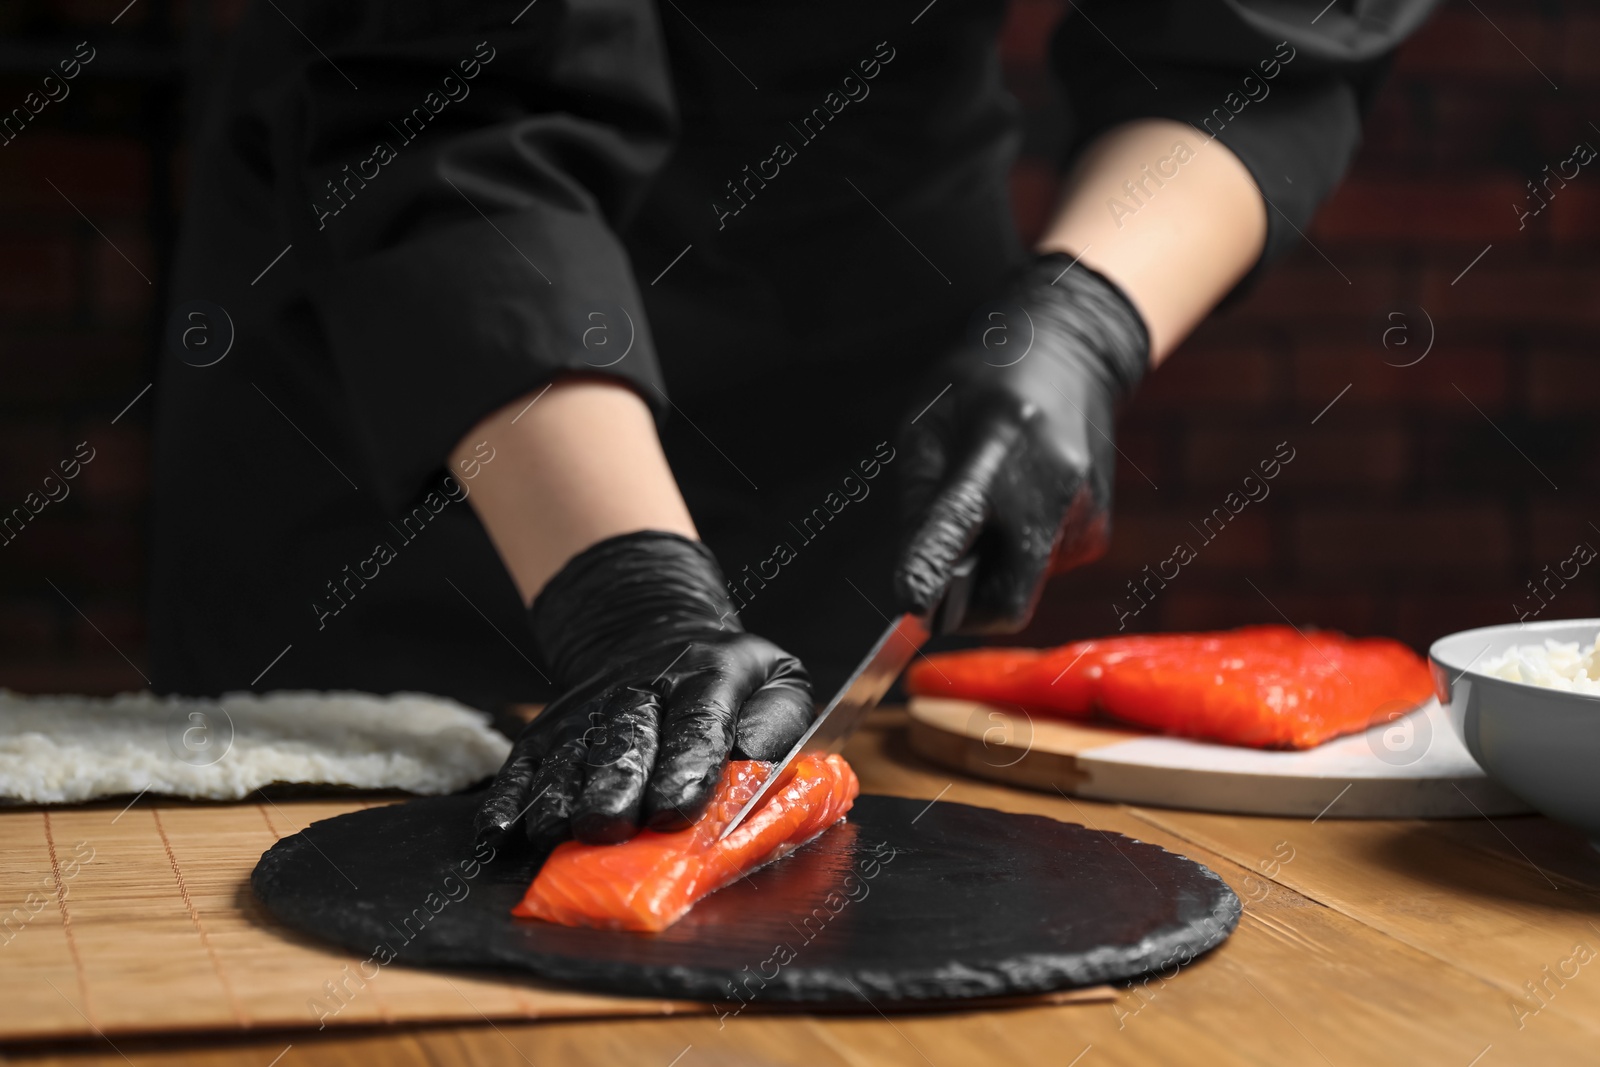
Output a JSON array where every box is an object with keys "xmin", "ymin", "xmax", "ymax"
[
  {"xmin": 907, "ymin": 626, "xmax": 1434, "ymax": 750},
  {"xmin": 905, "ymin": 646, "xmax": 1058, "ymax": 710},
  {"xmin": 513, "ymin": 753, "xmax": 860, "ymax": 932},
  {"xmin": 1094, "ymin": 632, "xmax": 1433, "ymax": 748},
  {"xmin": 906, "ymin": 638, "xmax": 1160, "ymax": 719}
]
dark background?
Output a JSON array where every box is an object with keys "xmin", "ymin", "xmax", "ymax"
[{"xmin": 0, "ymin": 0, "xmax": 1595, "ymax": 694}]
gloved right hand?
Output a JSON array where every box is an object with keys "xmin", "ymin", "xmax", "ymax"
[
  {"xmin": 893, "ymin": 254, "xmax": 1149, "ymax": 633},
  {"xmin": 473, "ymin": 531, "xmax": 814, "ymax": 847}
]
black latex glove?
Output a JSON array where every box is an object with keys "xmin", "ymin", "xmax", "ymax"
[
  {"xmin": 474, "ymin": 531, "xmax": 813, "ymax": 847},
  {"xmin": 895, "ymin": 255, "xmax": 1149, "ymax": 633}
]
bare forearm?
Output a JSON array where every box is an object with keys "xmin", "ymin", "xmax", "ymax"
[
  {"xmin": 450, "ymin": 378, "xmax": 697, "ymax": 605},
  {"xmin": 1037, "ymin": 119, "xmax": 1267, "ymax": 365}
]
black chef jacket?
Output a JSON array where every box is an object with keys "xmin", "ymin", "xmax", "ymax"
[{"xmin": 150, "ymin": 0, "xmax": 1438, "ymax": 712}]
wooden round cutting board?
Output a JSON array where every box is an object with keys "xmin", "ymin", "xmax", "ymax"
[{"xmin": 907, "ymin": 697, "xmax": 1532, "ymax": 818}]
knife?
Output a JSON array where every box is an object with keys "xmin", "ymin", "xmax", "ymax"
[{"xmin": 718, "ymin": 555, "xmax": 977, "ymax": 839}]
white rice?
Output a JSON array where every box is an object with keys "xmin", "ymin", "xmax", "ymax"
[
  {"xmin": 0, "ymin": 689, "xmax": 513, "ymax": 804},
  {"xmin": 1480, "ymin": 635, "xmax": 1600, "ymax": 695}
]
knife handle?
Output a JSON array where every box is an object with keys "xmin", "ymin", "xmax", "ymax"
[{"xmin": 935, "ymin": 554, "xmax": 979, "ymax": 635}]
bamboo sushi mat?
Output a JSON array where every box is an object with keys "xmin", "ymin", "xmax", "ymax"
[{"xmin": 0, "ymin": 797, "xmax": 1110, "ymax": 1041}]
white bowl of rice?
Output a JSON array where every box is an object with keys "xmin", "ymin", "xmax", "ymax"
[{"xmin": 1431, "ymin": 619, "xmax": 1600, "ymax": 848}]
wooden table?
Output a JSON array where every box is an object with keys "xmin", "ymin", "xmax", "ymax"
[{"xmin": 6, "ymin": 708, "xmax": 1600, "ymax": 1066}]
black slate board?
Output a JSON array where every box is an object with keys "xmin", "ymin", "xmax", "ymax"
[{"xmin": 251, "ymin": 794, "xmax": 1241, "ymax": 1005}]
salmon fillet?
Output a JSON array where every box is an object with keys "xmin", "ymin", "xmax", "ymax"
[
  {"xmin": 513, "ymin": 753, "xmax": 860, "ymax": 932},
  {"xmin": 908, "ymin": 625, "xmax": 1434, "ymax": 749}
]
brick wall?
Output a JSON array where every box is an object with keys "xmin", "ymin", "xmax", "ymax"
[
  {"xmin": 1008, "ymin": 0, "xmax": 1600, "ymax": 653},
  {"xmin": 0, "ymin": 0, "xmax": 175, "ymax": 694},
  {"xmin": 0, "ymin": 0, "xmax": 1593, "ymax": 694}
]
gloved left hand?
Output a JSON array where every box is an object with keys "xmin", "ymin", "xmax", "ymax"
[
  {"xmin": 473, "ymin": 531, "xmax": 813, "ymax": 848},
  {"xmin": 894, "ymin": 254, "xmax": 1150, "ymax": 633}
]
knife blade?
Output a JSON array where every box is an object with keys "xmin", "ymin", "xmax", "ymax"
[{"xmin": 718, "ymin": 556, "xmax": 976, "ymax": 839}]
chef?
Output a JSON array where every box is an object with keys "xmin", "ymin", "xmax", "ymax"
[{"xmin": 151, "ymin": 0, "xmax": 1437, "ymax": 846}]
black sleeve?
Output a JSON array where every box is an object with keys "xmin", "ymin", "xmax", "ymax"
[
  {"xmin": 1051, "ymin": 0, "xmax": 1440, "ymax": 288},
  {"xmin": 252, "ymin": 0, "xmax": 675, "ymax": 512}
]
